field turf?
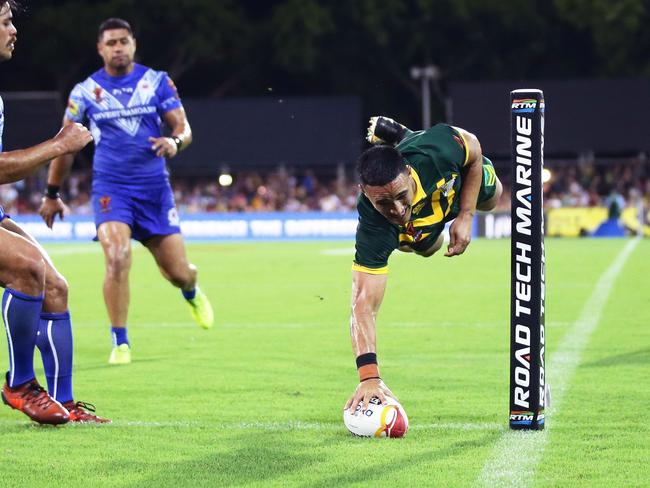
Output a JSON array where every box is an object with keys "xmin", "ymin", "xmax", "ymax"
[{"xmin": 0, "ymin": 238, "xmax": 648, "ymax": 487}]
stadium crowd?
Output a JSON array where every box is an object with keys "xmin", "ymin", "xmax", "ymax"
[{"xmin": 0, "ymin": 158, "xmax": 648, "ymax": 215}]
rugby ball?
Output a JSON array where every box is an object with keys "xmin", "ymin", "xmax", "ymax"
[{"xmin": 343, "ymin": 396, "xmax": 409, "ymax": 438}]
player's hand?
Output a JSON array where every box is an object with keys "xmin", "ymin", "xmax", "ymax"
[
  {"xmin": 344, "ymin": 378, "xmax": 398, "ymax": 413},
  {"xmin": 54, "ymin": 123, "xmax": 93, "ymax": 154},
  {"xmin": 39, "ymin": 197, "xmax": 69, "ymax": 229},
  {"xmin": 445, "ymin": 211, "xmax": 473, "ymax": 257},
  {"xmin": 148, "ymin": 136, "xmax": 178, "ymax": 158}
]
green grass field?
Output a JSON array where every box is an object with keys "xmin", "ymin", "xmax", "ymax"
[{"xmin": 0, "ymin": 238, "xmax": 648, "ymax": 487}]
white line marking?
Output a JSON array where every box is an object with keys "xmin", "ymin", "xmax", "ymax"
[
  {"xmin": 476, "ymin": 238, "xmax": 638, "ymax": 487},
  {"xmin": 0, "ymin": 418, "xmax": 502, "ymax": 432}
]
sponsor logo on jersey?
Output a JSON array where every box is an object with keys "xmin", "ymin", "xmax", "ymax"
[
  {"xmin": 411, "ymin": 200, "xmax": 426, "ymax": 215},
  {"xmin": 404, "ymin": 222, "xmax": 423, "ymax": 242},
  {"xmin": 99, "ymin": 196, "xmax": 111, "ymax": 213},
  {"xmin": 67, "ymin": 99, "xmax": 79, "ymax": 117},
  {"xmin": 440, "ymin": 175, "xmax": 457, "ymax": 197},
  {"xmin": 111, "ymin": 87, "xmax": 134, "ymax": 96}
]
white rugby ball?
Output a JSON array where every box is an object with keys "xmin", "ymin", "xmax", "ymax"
[{"xmin": 343, "ymin": 396, "xmax": 409, "ymax": 438}]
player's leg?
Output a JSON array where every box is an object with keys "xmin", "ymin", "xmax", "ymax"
[
  {"xmin": 0, "ymin": 219, "xmax": 110, "ymax": 422},
  {"xmin": 144, "ymin": 233, "xmax": 213, "ymax": 329},
  {"xmin": 0, "ymin": 226, "xmax": 69, "ymax": 425},
  {"xmin": 98, "ymin": 221, "xmax": 133, "ymax": 364}
]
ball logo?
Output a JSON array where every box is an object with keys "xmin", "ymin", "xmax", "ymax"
[
  {"xmin": 343, "ymin": 397, "xmax": 409, "ymax": 438},
  {"xmin": 374, "ymin": 405, "xmax": 407, "ymax": 438}
]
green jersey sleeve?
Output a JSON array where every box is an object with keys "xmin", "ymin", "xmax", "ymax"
[{"xmin": 353, "ymin": 194, "xmax": 399, "ymax": 274}]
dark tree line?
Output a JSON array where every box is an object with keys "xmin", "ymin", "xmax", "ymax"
[{"xmin": 2, "ymin": 0, "xmax": 649, "ymax": 126}]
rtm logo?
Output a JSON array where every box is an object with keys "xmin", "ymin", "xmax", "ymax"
[
  {"xmin": 512, "ymin": 98, "xmax": 537, "ymax": 113},
  {"xmin": 510, "ymin": 412, "xmax": 534, "ymax": 422}
]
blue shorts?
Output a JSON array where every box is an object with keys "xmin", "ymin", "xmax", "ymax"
[
  {"xmin": 0, "ymin": 205, "xmax": 7, "ymax": 222},
  {"xmin": 92, "ymin": 182, "xmax": 181, "ymax": 243}
]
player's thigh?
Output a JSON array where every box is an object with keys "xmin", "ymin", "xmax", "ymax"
[
  {"xmin": 97, "ymin": 221, "xmax": 133, "ymax": 267},
  {"xmin": 476, "ymin": 158, "xmax": 503, "ymax": 212},
  {"xmin": 144, "ymin": 233, "xmax": 190, "ymax": 276},
  {"xmin": 0, "ymin": 226, "xmax": 46, "ymax": 291},
  {"xmin": 1, "ymin": 218, "xmax": 57, "ymax": 270}
]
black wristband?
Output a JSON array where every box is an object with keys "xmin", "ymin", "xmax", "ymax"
[
  {"xmin": 45, "ymin": 184, "xmax": 61, "ymax": 200},
  {"xmin": 356, "ymin": 352, "xmax": 378, "ymax": 369},
  {"xmin": 172, "ymin": 136, "xmax": 183, "ymax": 151},
  {"xmin": 360, "ymin": 376, "xmax": 381, "ymax": 382}
]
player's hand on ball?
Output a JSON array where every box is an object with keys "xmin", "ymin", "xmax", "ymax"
[
  {"xmin": 148, "ymin": 136, "xmax": 178, "ymax": 158},
  {"xmin": 344, "ymin": 378, "xmax": 398, "ymax": 413},
  {"xmin": 55, "ymin": 123, "xmax": 93, "ymax": 154},
  {"xmin": 39, "ymin": 197, "xmax": 69, "ymax": 229}
]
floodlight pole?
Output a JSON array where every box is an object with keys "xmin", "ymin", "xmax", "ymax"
[{"xmin": 410, "ymin": 65, "xmax": 440, "ymax": 129}]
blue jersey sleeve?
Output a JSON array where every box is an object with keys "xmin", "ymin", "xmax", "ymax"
[
  {"xmin": 157, "ymin": 73, "xmax": 183, "ymax": 115},
  {"xmin": 65, "ymin": 84, "xmax": 87, "ymax": 123}
]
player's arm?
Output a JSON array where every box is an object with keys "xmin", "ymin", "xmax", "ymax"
[
  {"xmin": 345, "ymin": 270, "xmax": 397, "ymax": 412},
  {"xmin": 0, "ymin": 121, "xmax": 90, "ymax": 185},
  {"xmin": 445, "ymin": 126, "xmax": 483, "ymax": 257},
  {"xmin": 38, "ymin": 117, "xmax": 79, "ymax": 228},
  {"xmin": 148, "ymin": 107, "xmax": 192, "ymax": 158}
]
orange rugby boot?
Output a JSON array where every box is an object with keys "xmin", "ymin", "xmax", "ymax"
[
  {"xmin": 2, "ymin": 375, "xmax": 70, "ymax": 425},
  {"xmin": 62, "ymin": 401, "xmax": 111, "ymax": 424}
]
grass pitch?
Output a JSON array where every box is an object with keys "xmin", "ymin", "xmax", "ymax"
[{"xmin": 0, "ymin": 238, "xmax": 648, "ymax": 487}]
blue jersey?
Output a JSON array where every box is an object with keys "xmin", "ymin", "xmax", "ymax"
[{"xmin": 65, "ymin": 63, "xmax": 183, "ymax": 188}]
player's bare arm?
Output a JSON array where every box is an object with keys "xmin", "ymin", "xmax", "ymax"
[
  {"xmin": 445, "ymin": 127, "xmax": 483, "ymax": 257},
  {"xmin": 0, "ymin": 122, "xmax": 91, "ymax": 185},
  {"xmin": 148, "ymin": 107, "xmax": 192, "ymax": 158},
  {"xmin": 345, "ymin": 270, "xmax": 398, "ymax": 412},
  {"xmin": 38, "ymin": 117, "xmax": 77, "ymax": 228}
]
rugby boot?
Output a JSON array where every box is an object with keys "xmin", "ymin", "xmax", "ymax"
[
  {"xmin": 187, "ymin": 287, "xmax": 214, "ymax": 330},
  {"xmin": 108, "ymin": 343, "xmax": 131, "ymax": 365},
  {"xmin": 366, "ymin": 116, "xmax": 411, "ymax": 146},
  {"xmin": 62, "ymin": 401, "xmax": 111, "ymax": 424},
  {"xmin": 2, "ymin": 374, "xmax": 69, "ymax": 425}
]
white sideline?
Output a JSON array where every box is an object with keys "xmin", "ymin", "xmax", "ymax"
[{"xmin": 475, "ymin": 238, "xmax": 639, "ymax": 487}]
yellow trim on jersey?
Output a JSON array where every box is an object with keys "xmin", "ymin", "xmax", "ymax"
[
  {"xmin": 399, "ymin": 231, "xmax": 432, "ymax": 245},
  {"xmin": 411, "ymin": 175, "xmax": 457, "ymax": 227},
  {"xmin": 451, "ymin": 126, "xmax": 471, "ymax": 166},
  {"xmin": 409, "ymin": 167, "xmax": 427, "ymax": 206},
  {"xmin": 352, "ymin": 263, "xmax": 389, "ymax": 275}
]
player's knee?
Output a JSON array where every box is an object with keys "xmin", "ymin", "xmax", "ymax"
[
  {"xmin": 45, "ymin": 271, "xmax": 69, "ymax": 305},
  {"xmin": 104, "ymin": 246, "xmax": 131, "ymax": 279},
  {"xmin": 12, "ymin": 250, "xmax": 46, "ymax": 295},
  {"xmin": 164, "ymin": 263, "xmax": 196, "ymax": 288}
]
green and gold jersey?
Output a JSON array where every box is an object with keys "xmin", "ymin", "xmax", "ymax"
[{"xmin": 353, "ymin": 123, "xmax": 471, "ymax": 274}]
